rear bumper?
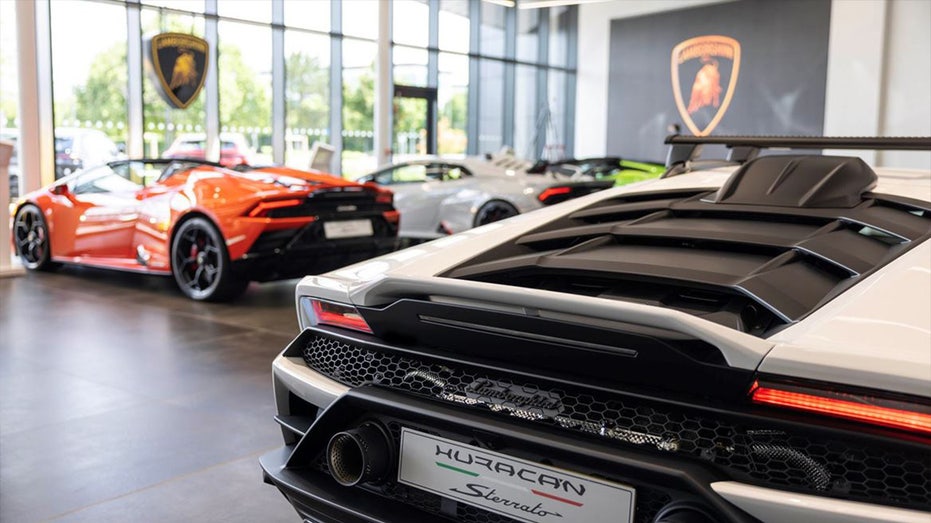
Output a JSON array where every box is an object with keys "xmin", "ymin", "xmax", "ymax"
[
  {"xmin": 234, "ymin": 235, "xmax": 397, "ymax": 281},
  {"xmin": 261, "ymin": 446, "xmax": 444, "ymax": 523},
  {"xmin": 265, "ymin": 327, "xmax": 931, "ymax": 522},
  {"xmin": 262, "ymin": 386, "xmax": 756, "ymax": 523}
]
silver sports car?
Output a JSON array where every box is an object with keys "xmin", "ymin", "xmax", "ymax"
[{"xmin": 355, "ymin": 151, "xmax": 613, "ymax": 240}]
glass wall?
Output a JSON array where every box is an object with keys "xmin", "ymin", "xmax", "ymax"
[
  {"xmin": 218, "ymin": 21, "xmax": 273, "ymax": 165},
  {"xmin": 282, "ymin": 0, "xmax": 329, "ymax": 32},
  {"xmin": 477, "ymin": 59, "xmax": 505, "ymax": 154},
  {"xmin": 51, "ymin": 1, "xmax": 128, "ymax": 177},
  {"xmin": 140, "ymin": 8, "xmax": 205, "ymax": 159},
  {"xmin": 517, "ymin": 9, "xmax": 541, "ymax": 63},
  {"xmin": 513, "ymin": 65, "xmax": 539, "ymax": 159},
  {"xmin": 480, "ymin": 3, "xmax": 507, "ymax": 58},
  {"xmin": 438, "ymin": 53, "xmax": 468, "ymax": 156},
  {"xmin": 438, "ymin": 1, "xmax": 470, "ymax": 54},
  {"xmin": 39, "ymin": 0, "xmax": 577, "ymax": 179},
  {"xmin": 547, "ymin": 70, "xmax": 568, "ymax": 160},
  {"xmin": 341, "ymin": 39, "xmax": 377, "ymax": 177},
  {"xmin": 284, "ymin": 31, "xmax": 330, "ymax": 170}
]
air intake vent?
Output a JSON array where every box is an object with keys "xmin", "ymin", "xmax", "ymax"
[
  {"xmin": 443, "ymin": 185, "xmax": 931, "ymax": 336},
  {"xmin": 713, "ymin": 155, "xmax": 878, "ymax": 208}
]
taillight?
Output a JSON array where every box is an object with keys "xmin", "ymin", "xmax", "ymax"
[
  {"xmin": 310, "ymin": 299, "xmax": 372, "ymax": 334},
  {"xmin": 247, "ymin": 198, "xmax": 303, "ymax": 217},
  {"xmin": 382, "ymin": 209, "xmax": 400, "ymax": 224},
  {"xmin": 750, "ymin": 380, "xmax": 931, "ymax": 436},
  {"xmin": 375, "ymin": 189, "xmax": 393, "ymax": 205},
  {"xmin": 538, "ymin": 186, "xmax": 572, "ymax": 205}
]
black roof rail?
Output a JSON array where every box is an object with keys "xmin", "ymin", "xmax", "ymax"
[{"xmin": 662, "ymin": 134, "xmax": 931, "ymax": 175}]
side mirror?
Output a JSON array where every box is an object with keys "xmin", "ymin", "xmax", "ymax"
[{"xmin": 51, "ymin": 184, "xmax": 70, "ymax": 196}]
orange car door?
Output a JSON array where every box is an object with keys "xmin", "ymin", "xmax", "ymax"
[{"xmin": 68, "ymin": 163, "xmax": 145, "ymax": 259}]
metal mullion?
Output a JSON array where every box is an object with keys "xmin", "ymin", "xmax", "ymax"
[
  {"xmin": 126, "ymin": 0, "xmax": 144, "ymax": 158},
  {"xmin": 272, "ymin": 0, "xmax": 285, "ymax": 164},
  {"xmin": 428, "ymin": 0, "xmax": 439, "ymax": 87},
  {"xmin": 329, "ymin": 0, "xmax": 342, "ymax": 174},
  {"xmin": 564, "ymin": 5, "xmax": 578, "ymax": 158},
  {"xmin": 535, "ymin": 8, "xmax": 549, "ymax": 159},
  {"xmin": 502, "ymin": 5, "xmax": 516, "ymax": 152},
  {"xmin": 427, "ymin": 0, "xmax": 439, "ymax": 155},
  {"xmin": 205, "ymin": 0, "xmax": 220, "ymax": 163},
  {"xmin": 466, "ymin": 0, "xmax": 480, "ymax": 155}
]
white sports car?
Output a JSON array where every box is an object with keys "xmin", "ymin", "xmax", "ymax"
[
  {"xmin": 262, "ymin": 136, "xmax": 931, "ymax": 523},
  {"xmin": 355, "ymin": 151, "xmax": 613, "ymax": 240}
]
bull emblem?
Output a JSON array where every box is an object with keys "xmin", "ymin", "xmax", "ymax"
[
  {"xmin": 671, "ymin": 35, "xmax": 741, "ymax": 136},
  {"xmin": 169, "ymin": 50, "xmax": 199, "ymax": 90},
  {"xmin": 146, "ymin": 33, "xmax": 209, "ymax": 110}
]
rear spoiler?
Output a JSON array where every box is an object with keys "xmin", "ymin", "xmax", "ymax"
[
  {"xmin": 346, "ymin": 275, "xmax": 774, "ymax": 370},
  {"xmin": 663, "ymin": 135, "xmax": 931, "ymax": 174}
]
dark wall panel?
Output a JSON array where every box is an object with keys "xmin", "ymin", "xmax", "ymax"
[{"xmin": 607, "ymin": 0, "xmax": 831, "ymax": 161}]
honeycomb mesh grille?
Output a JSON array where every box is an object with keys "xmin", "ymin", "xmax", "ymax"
[{"xmin": 302, "ymin": 334, "xmax": 931, "ymax": 510}]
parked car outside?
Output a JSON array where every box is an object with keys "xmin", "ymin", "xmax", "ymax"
[
  {"xmin": 261, "ymin": 136, "xmax": 931, "ymax": 523},
  {"xmin": 162, "ymin": 132, "xmax": 254, "ymax": 168},
  {"xmin": 54, "ymin": 127, "xmax": 124, "ymax": 177},
  {"xmin": 11, "ymin": 158, "xmax": 398, "ymax": 301}
]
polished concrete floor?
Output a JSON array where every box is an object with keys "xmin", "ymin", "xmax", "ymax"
[{"xmin": 0, "ymin": 266, "xmax": 302, "ymax": 522}]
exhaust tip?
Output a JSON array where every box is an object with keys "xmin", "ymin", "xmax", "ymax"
[
  {"xmin": 326, "ymin": 422, "xmax": 392, "ymax": 486},
  {"xmin": 654, "ymin": 501, "xmax": 717, "ymax": 523}
]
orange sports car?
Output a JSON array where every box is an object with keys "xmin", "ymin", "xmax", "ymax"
[{"xmin": 11, "ymin": 159, "xmax": 399, "ymax": 301}]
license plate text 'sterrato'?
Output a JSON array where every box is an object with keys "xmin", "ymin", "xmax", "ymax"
[
  {"xmin": 322, "ymin": 219, "xmax": 373, "ymax": 239},
  {"xmin": 398, "ymin": 429, "xmax": 636, "ymax": 523}
]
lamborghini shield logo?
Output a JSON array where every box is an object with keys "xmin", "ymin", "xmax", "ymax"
[
  {"xmin": 671, "ymin": 35, "xmax": 741, "ymax": 136},
  {"xmin": 146, "ymin": 33, "xmax": 208, "ymax": 110}
]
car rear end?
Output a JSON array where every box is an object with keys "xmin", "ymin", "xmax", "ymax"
[
  {"xmin": 233, "ymin": 182, "xmax": 399, "ymax": 282},
  {"xmin": 261, "ymin": 141, "xmax": 930, "ymax": 523}
]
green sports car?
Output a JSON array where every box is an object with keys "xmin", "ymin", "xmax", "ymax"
[{"xmin": 552, "ymin": 157, "xmax": 666, "ymax": 185}]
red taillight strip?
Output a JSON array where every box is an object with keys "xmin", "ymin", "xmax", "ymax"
[
  {"xmin": 538, "ymin": 186, "xmax": 572, "ymax": 203},
  {"xmin": 375, "ymin": 190, "xmax": 393, "ymax": 204},
  {"xmin": 310, "ymin": 299, "xmax": 372, "ymax": 333},
  {"xmin": 750, "ymin": 381, "xmax": 931, "ymax": 435},
  {"xmin": 247, "ymin": 199, "xmax": 303, "ymax": 217}
]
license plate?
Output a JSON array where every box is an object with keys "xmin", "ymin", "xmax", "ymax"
[
  {"xmin": 398, "ymin": 429, "xmax": 635, "ymax": 523},
  {"xmin": 323, "ymin": 219, "xmax": 373, "ymax": 239}
]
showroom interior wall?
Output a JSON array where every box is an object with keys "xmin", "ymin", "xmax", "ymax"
[{"xmin": 575, "ymin": 0, "xmax": 931, "ymax": 169}]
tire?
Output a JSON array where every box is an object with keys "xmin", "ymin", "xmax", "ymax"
[
  {"xmin": 473, "ymin": 200, "xmax": 519, "ymax": 227},
  {"xmin": 13, "ymin": 205, "xmax": 60, "ymax": 271},
  {"xmin": 170, "ymin": 217, "xmax": 248, "ymax": 302}
]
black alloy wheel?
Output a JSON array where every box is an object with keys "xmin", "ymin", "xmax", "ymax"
[
  {"xmin": 13, "ymin": 205, "xmax": 59, "ymax": 271},
  {"xmin": 171, "ymin": 217, "xmax": 248, "ymax": 301},
  {"xmin": 474, "ymin": 200, "xmax": 519, "ymax": 227}
]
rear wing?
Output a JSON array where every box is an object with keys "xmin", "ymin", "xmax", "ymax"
[
  {"xmin": 662, "ymin": 135, "xmax": 931, "ymax": 175},
  {"xmin": 345, "ymin": 275, "xmax": 774, "ymax": 370}
]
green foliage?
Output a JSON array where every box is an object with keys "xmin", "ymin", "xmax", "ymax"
[
  {"xmin": 395, "ymin": 97, "xmax": 425, "ymax": 133},
  {"xmin": 285, "ymin": 52, "xmax": 328, "ymax": 131},
  {"xmin": 218, "ymin": 44, "xmax": 270, "ymax": 130},
  {"xmin": 441, "ymin": 92, "xmax": 467, "ymax": 131},
  {"xmin": 69, "ymin": 43, "xmax": 128, "ymax": 140},
  {"xmin": 342, "ymin": 70, "xmax": 374, "ymax": 133}
]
